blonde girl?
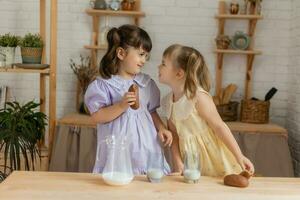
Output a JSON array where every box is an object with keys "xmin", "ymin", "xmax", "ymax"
[{"xmin": 158, "ymin": 44, "xmax": 254, "ymax": 176}]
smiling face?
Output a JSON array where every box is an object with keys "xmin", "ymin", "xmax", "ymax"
[{"xmin": 117, "ymin": 46, "xmax": 149, "ymax": 77}]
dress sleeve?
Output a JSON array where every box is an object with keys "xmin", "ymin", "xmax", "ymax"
[
  {"xmin": 84, "ymin": 79, "xmax": 110, "ymax": 114},
  {"xmin": 147, "ymin": 79, "xmax": 161, "ymax": 113}
]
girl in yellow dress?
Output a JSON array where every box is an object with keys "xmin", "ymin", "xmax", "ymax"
[{"xmin": 158, "ymin": 44, "xmax": 254, "ymax": 177}]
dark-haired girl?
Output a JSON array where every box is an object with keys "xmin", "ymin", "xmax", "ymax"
[{"xmin": 85, "ymin": 25, "xmax": 171, "ymax": 174}]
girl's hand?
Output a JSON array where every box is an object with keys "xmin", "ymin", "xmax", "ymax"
[
  {"xmin": 119, "ymin": 92, "xmax": 136, "ymax": 110},
  {"xmin": 173, "ymin": 159, "xmax": 184, "ymax": 175},
  {"xmin": 158, "ymin": 128, "xmax": 173, "ymax": 147},
  {"xmin": 238, "ymin": 155, "xmax": 255, "ymax": 174}
]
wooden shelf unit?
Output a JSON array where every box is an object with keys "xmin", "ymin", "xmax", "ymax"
[
  {"xmin": 0, "ymin": 0, "xmax": 57, "ymax": 164},
  {"xmin": 214, "ymin": 2, "xmax": 262, "ymax": 100}
]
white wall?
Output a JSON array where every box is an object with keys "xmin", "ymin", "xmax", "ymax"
[
  {"xmin": 0, "ymin": 0, "xmax": 292, "ymax": 127},
  {"xmin": 287, "ymin": 0, "xmax": 300, "ymax": 176}
]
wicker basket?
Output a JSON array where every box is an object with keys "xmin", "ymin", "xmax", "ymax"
[
  {"xmin": 240, "ymin": 100, "xmax": 270, "ymax": 124},
  {"xmin": 215, "ymin": 35, "xmax": 231, "ymax": 49},
  {"xmin": 216, "ymin": 101, "xmax": 239, "ymax": 121}
]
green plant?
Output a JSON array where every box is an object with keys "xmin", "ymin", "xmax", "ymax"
[
  {"xmin": 19, "ymin": 33, "xmax": 43, "ymax": 48},
  {"xmin": 0, "ymin": 33, "xmax": 20, "ymax": 47},
  {"xmin": 0, "ymin": 101, "xmax": 47, "ymax": 174}
]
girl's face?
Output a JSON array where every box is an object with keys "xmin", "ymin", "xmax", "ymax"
[
  {"xmin": 118, "ymin": 46, "xmax": 149, "ymax": 77},
  {"xmin": 158, "ymin": 56, "xmax": 180, "ymax": 85}
]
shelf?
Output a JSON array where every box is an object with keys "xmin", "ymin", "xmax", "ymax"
[
  {"xmin": 0, "ymin": 67, "xmax": 50, "ymax": 74},
  {"xmin": 226, "ymin": 122, "xmax": 287, "ymax": 136},
  {"xmin": 56, "ymin": 114, "xmax": 287, "ymax": 137},
  {"xmin": 84, "ymin": 45, "xmax": 107, "ymax": 50},
  {"xmin": 57, "ymin": 112, "xmax": 96, "ymax": 128},
  {"xmin": 86, "ymin": 9, "xmax": 145, "ymax": 17},
  {"xmin": 215, "ymin": 14, "xmax": 263, "ymax": 20},
  {"xmin": 214, "ymin": 49, "xmax": 262, "ymax": 55}
]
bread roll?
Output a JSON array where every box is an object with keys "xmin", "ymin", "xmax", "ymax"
[{"xmin": 128, "ymin": 84, "xmax": 139, "ymax": 110}]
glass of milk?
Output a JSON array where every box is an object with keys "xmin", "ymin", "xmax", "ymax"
[
  {"xmin": 102, "ymin": 135, "xmax": 134, "ymax": 186},
  {"xmin": 146, "ymin": 151, "xmax": 164, "ymax": 183},
  {"xmin": 183, "ymin": 151, "xmax": 200, "ymax": 184}
]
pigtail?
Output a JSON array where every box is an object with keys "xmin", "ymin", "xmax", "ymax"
[
  {"xmin": 185, "ymin": 49, "xmax": 211, "ymax": 99},
  {"xmin": 99, "ymin": 28, "xmax": 120, "ymax": 79},
  {"xmin": 196, "ymin": 54, "xmax": 211, "ymax": 93},
  {"xmin": 185, "ymin": 51, "xmax": 199, "ymax": 99}
]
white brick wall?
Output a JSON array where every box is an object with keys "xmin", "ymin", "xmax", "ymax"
[
  {"xmin": 287, "ymin": 0, "xmax": 300, "ymax": 176},
  {"xmin": 0, "ymin": 0, "xmax": 293, "ymax": 128}
]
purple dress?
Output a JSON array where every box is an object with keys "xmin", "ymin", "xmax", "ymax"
[{"xmin": 84, "ymin": 73, "xmax": 170, "ymax": 174}]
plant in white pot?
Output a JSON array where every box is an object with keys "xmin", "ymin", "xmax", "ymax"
[
  {"xmin": 0, "ymin": 33, "xmax": 19, "ymax": 67},
  {"xmin": 19, "ymin": 33, "xmax": 44, "ymax": 64}
]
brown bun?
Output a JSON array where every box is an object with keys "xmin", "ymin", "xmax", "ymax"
[
  {"xmin": 224, "ymin": 174, "xmax": 249, "ymax": 188},
  {"xmin": 128, "ymin": 84, "xmax": 139, "ymax": 110}
]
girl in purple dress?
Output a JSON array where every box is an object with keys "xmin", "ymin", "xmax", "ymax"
[{"xmin": 85, "ymin": 24, "xmax": 172, "ymax": 174}]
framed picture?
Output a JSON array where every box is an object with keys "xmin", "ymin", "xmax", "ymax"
[{"xmin": 0, "ymin": 86, "xmax": 7, "ymax": 110}]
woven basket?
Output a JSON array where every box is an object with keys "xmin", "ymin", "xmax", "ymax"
[
  {"xmin": 240, "ymin": 100, "xmax": 270, "ymax": 124},
  {"xmin": 215, "ymin": 35, "xmax": 231, "ymax": 49},
  {"xmin": 21, "ymin": 47, "xmax": 43, "ymax": 64},
  {"xmin": 216, "ymin": 101, "xmax": 239, "ymax": 121}
]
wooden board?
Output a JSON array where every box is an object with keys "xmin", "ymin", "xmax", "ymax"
[
  {"xmin": 227, "ymin": 122, "xmax": 288, "ymax": 136},
  {"xmin": 0, "ymin": 171, "xmax": 299, "ymax": 200},
  {"xmin": 57, "ymin": 112, "xmax": 96, "ymax": 128},
  {"xmin": 215, "ymin": 14, "xmax": 263, "ymax": 20},
  {"xmin": 86, "ymin": 9, "xmax": 145, "ymax": 17}
]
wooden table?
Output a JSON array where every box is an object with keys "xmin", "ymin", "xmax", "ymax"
[{"xmin": 0, "ymin": 171, "xmax": 300, "ymax": 200}]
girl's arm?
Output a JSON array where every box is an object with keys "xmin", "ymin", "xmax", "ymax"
[
  {"xmin": 151, "ymin": 111, "xmax": 173, "ymax": 147},
  {"xmin": 167, "ymin": 119, "xmax": 184, "ymax": 173},
  {"xmin": 90, "ymin": 92, "xmax": 136, "ymax": 124},
  {"xmin": 195, "ymin": 92, "xmax": 254, "ymax": 173}
]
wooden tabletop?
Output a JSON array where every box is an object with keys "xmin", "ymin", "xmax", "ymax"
[{"xmin": 0, "ymin": 171, "xmax": 299, "ymax": 200}]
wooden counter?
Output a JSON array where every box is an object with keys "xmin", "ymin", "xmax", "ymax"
[{"xmin": 0, "ymin": 171, "xmax": 299, "ymax": 200}]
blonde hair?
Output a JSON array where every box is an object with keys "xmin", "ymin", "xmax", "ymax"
[{"xmin": 163, "ymin": 44, "xmax": 211, "ymax": 99}]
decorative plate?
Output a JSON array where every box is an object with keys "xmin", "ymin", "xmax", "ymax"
[{"xmin": 231, "ymin": 31, "xmax": 250, "ymax": 50}]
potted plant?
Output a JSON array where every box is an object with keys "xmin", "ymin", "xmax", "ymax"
[
  {"xmin": 70, "ymin": 55, "xmax": 97, "ymax": 114},
  {"xmin": 19, "ymin": 33, "xmax": 43, "ymax": 64},
  {"xmin": 0, "ymin": 33, "xmax": 19, "ymax": 67},
  {"xmin": 0, "ymin": 101, "xmax": 47, "ymax": 178}
]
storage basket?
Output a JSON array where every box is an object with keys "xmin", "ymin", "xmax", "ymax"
[
  {"xmin": 240, "ymin": 100, "xmax": 270, "ymax": 124},
  {"xmin": 216, "ymin": 101, "xmax": 239, "ymax": 121}
]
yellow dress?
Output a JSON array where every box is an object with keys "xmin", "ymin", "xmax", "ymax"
[{"xmin": 162, "ymin": 88, "xmax": 242, "ymax": 177}]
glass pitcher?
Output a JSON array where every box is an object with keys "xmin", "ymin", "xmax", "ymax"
[
  {"xmin": 102, "ymin": 135, "xmax": 134, "ymax": 186},
  {"xmin": 183, "ymin": 151, "xmax": 201, "ymax": 184}
]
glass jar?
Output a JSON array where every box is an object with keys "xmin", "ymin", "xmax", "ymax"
[{"xmin": 102, "ymin": 135, "xmax": 134, "ymax": 186}]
